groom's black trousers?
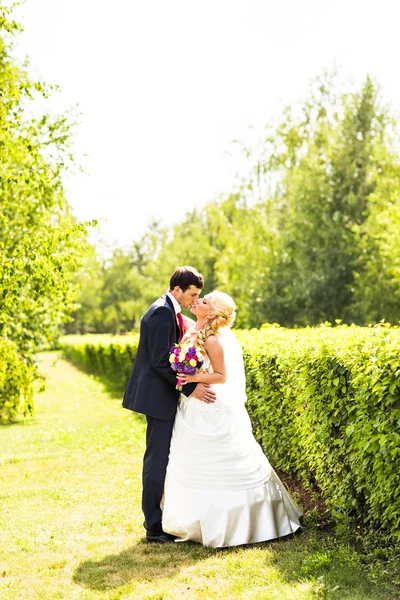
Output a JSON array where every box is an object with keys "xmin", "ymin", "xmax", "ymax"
[{"xmin": 142, "ymin": 415, "xmax": 175, "ymax": 533}]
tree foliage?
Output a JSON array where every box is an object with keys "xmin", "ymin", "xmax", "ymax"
[
  {"xmin": 258, "ymin": 74, "xmax": 400, "ymax": 325},
  {"xmin": 70, "ymin": 72, "xmax": 400, "ymax": 332},
  {"xmin": 0, "ymin": 3, "xmax": 92, "ymax": 420}
]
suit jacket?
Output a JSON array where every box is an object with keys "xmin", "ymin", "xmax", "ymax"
[{"xmin": 122, "ymin": 294, "xmax": 196, "ymax": 421}]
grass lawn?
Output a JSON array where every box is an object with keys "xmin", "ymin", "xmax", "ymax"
[{"xmin": 0, "ymin": 352, "xmax": 396, "ymax": 600}]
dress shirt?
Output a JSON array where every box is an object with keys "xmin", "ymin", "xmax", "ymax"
[{"xmin": 166, "ymin": 291, "xmax": 181, "ymax": 321}]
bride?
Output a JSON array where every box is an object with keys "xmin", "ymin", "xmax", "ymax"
[{"xmin": 162, "ymin": 291, "xmax": 302, "ymax": 548}]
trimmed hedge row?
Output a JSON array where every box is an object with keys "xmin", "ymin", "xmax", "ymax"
[
  {"xmin": 59, "ymin": 334, "xmax": 139, "ymax": 390},
  {"xmin": 238, "ymin": 325, "xmax": 400, "ymax": 538},
  {"xmin": 60, "ymin": 326, "xmax": 400, "ymax": 537},
  {"xmin": 0, "ymin": 337, "xmax": 35, "ymax": 423}
]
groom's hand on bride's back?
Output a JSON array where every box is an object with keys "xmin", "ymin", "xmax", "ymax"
[{"xmin": 192, "ymin": 383, "xmax": 216, "ymax": 404}]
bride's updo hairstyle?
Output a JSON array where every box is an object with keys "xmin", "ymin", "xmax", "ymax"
[{"xmin": 196, "ymin": 291, "xmax": 236, "ymax": 355}]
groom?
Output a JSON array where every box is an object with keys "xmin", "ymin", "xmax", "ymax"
[{"xmin": 123, "ymin": 266, "xmax": 216, "ymax": 543}]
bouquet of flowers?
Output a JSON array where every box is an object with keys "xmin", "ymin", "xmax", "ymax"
[{"xmin": 169, "ymin": 341, "xmax": 204, "ymax": 391}]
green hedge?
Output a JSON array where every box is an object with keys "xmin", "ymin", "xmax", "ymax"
[
  {"xmin": 238, "ymin": 324, "xmax": 400, "ymax": 539},
  {"xmin": 0, "ymin": 337, "xmax": 35, "ymax": 423},
  {"xmin": 59, "ymin": 335, "xmax": 139, "ymax": 390},
  {"xmin": 60, "ymin": 326, "xmax": 400, "ymax": 538}
]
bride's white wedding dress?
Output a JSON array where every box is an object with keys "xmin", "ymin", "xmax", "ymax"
[{"xmin": 162, "ymin": 327, "xmax": 302, "ymax": 548}]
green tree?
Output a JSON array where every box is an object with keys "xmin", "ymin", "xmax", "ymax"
[
  {"xmin": 64, "ymin": 249, "xmax": 104, "ymax": 334},
  {"xmin": 247, "ymin": 73, "xmax": 400, "ymax": 326},
  {"xmin": 65, "ymin": 72, "xmax": 400, "ymax": 333},
  {"xmin": 350, "ymin": 157, "xmax": 400, "ymax": 324},
  {"xmin": 0, "ymin": 3, "xmax": 92, "ymax": 418},
  {"xmin": 67, "ymin": 221, "xmax": 169, "ymax": 333},
  {"xmin": 150, "ymin": 208, "xmax": 220, "ymax": 295}
]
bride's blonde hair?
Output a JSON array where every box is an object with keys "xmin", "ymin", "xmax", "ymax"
[{"xmin": 196, "ymin": 291, "xmax": 236, "ymax": 355}]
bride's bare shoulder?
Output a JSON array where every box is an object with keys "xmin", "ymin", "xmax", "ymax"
[{"xmin": 204, "ymin": 334, "xmax": 223, "ymax": 350}]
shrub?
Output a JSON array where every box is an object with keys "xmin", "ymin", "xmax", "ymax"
[
  {"xmin": 0, "ymin": 337, "xmax": 36, "ymax": 423},
  {"xmin": 0, "ymin": 6, "xmax": 92, "ymax": 423},
  {"xmin": 60, "ymin": 326, "xmax": 400, "ymax": 538},
  {"xmin": 59, "ymin": 335, "xmax": 139, "ymax": 392},
  {"xmin": 238, "ymin": 324, "xmax": 400, "ymax": 539}
]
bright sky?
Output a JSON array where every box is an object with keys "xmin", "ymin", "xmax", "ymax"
[{"xmin": 13, "ymin": 0, "xmax": 400, "ymax": 249}]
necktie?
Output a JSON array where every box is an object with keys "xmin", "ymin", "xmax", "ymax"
[{"xmin": 177, "ymin": 312, "xmax": 185, "ymax": 341}]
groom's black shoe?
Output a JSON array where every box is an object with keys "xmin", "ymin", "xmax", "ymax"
[{"xmin": 146, "ymin": 531, "xmax": 176, "ymax": 543}]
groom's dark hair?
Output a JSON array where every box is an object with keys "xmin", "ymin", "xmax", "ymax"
[{"xmin": 169, "ymin": 266, "xmax": 204, "ymax": 292}]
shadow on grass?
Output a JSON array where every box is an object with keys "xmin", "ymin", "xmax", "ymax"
[
  {"xmin": 73, "ymin": 531, "xmax": 396, "ymax": 598},
  {"xmin": 59, "ymin": 355, "xmax": 127, "ymax": 400},
  {"xmin": 72, "ymin": 535, "xmax": 306, "ymax": 592},
  {"xmin": 0, "ymin": 418, "xmax": 29, "ymax": 428},
  {"xmin": 73, "ymin": 539, "xmax": 217, "ymax": 590},
  {"xmin": 85, "ymin": 371, "xmax": 126, "ymax": 399}
]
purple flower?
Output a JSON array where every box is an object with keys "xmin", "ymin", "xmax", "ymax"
[
  {"xmin": 170, "ymin": 346, "xmax": 176, "ymax": 353},
  {"xmin": 183, "ymin": 365, "xmax": 191, "ymax": 374},
  {"xmin": 196, "ymin": 360, "xmax": 203, "ymax": 368},
  {"xmin": 188, "ymin": 366, "xmax": 196, "ymax": 375},
  {"xmin": 171, "ymin": 362, "xmax": 184, "ymax": 372},
  {"xmin": 188, "ymin": 347, "xmax": 197, "ymax": 356}
]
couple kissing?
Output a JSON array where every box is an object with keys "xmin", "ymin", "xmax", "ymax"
[{"xmin": 123, "ymin": 266, "xmax": 302, "ymax": 548}]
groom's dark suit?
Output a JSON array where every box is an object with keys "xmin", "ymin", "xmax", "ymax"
[{"xmin": 123, "ymin": 294, "xmax": 196, "ymax": 535}]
